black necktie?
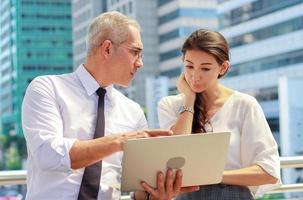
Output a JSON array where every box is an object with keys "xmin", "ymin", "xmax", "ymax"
[{"xmin": 78, "ymin": 87, "xmax": 106, "ymax": 200}]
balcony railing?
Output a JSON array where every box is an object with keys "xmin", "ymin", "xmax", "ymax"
[
  {"xmin": 267, "ymin": 156, "xmax": 303, "ymax": 194},
  {"xmin": 1, "ymin": 156, "xmax": 303, "ymax": 196},
  {"xmin": 0, "ymin": 170, "xmax": 26, "ymax": 186}
]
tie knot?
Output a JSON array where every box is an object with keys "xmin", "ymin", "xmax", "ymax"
[{"xmin": 96, "ymin": 87, "xmax": 106, "ymax": 97}]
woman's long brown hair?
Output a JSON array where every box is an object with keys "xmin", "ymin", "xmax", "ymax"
[{"xmin": 181, "ymin": 29, "xmax": 230, "ymax": 133}]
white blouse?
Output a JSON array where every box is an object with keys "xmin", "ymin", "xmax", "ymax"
[{"xmin": 157, "ymin": 91, "xmax": 281, "ymax": 197}]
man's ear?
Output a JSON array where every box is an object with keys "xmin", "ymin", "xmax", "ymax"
[
  {"xmin": 219, "ymin": 61, "xmax": 230, "ymax": 76},
  {"xmin": 99, "ymin": 40, "xmax": 113, "ymax": 58}
]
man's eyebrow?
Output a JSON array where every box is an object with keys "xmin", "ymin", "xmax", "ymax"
[{"xmin": 132, "ymin": 47, "xmax": 143, "ymax": 51}]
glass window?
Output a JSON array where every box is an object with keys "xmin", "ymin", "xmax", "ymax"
[
  {"xmin": 160, "ymin": 67, "xmax": 182, "ymax": 78},
  {"xmin": 220, "ymin": 0, "xmax": 302, "ymax": 28},
  {"xmin": 160, "ymin": 48, "xmax": 181, "ymax": 61},
  {"xmin": 228, "ymin": 48, "xmax": 303, "ymax": 77},
  {"xmin": 228, "ymin": 16, "xmax": 303, "ymax": 47},
  {"xmin": 159, "ymin": 8, "xmax": 216, "ymax": 25},
  {"xmin": 158, "ymin": 0, "xmax": 173, "ymax": 7}
]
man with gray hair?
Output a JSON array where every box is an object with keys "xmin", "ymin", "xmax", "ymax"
[{"xmin": 22, "ymin": 11, "xmax": 198, "ymax": 200}]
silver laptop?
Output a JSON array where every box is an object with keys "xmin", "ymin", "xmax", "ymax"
[{"xmin": 121, "ymin": 132, "xmax": 231, "ymax": 192}]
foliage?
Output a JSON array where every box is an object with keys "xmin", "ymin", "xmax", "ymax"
[
  {"xmin": 0, "ymin": 134, "xmax": 27, "ymax": 170},
  {"xmin": 4, "ymin": 135, "xmax": 27, "ymax": 158},
  {"xmin": 257, "ymin": 193, "xmax": 285, "ymax": 200},
  {"xmin": 0, "ymin": 134, "xmax": 7, "ymax": 169},
  {"xmin": 4, "ymin": 143, "xmax": 22, "ymax": 170}
]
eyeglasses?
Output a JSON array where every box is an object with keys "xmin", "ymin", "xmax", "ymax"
[
  {"xmin": 120, "ymin": 45, "xmax": 144, "ymax": 61},
  {"xmin": 108, "ymin": 39, "xmax": 143, "ymax": 61}
]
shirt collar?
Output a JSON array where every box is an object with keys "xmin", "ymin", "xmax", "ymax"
[{"xmin": 75, "ymin": 64, "xmax": 114, "ymax": 100}]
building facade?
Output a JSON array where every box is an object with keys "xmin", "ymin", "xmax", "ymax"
[
  {"xmin": 0, "ymin": 0, "xmax": 73, "ymax": 136},
  {"xmin": 72, "ymin": 0, "xmax": 106, "ymax": 68},
  {"xmin": 146, "ymin": 76, "xmax": 168, "ymax": 128}
]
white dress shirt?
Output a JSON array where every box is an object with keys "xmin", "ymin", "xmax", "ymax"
[
  {"xmin": 22, "ymin": 64, "xmax": 147, "ymax": 200},
  {"xmin": 158, "ymin": 91, "xmax": 281, "ymax": 197}
]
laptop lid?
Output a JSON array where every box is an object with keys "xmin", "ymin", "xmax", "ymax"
[{"xmin": 121, "ymin": 132, "xmax": 230, "ymax": 191}]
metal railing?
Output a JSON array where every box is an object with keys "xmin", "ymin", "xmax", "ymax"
[
  {"xmin": 1, "ymin": 156, "xmax": 303, "ymax": 195},
  {"xmin": 267, "ymin": 156, "xmax": 303, "ymax": 194},
  {"xmin": 0, "ymin": 170, "xmax": 26, "ymax": 186}
]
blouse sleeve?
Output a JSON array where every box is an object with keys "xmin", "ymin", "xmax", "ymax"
[
  {"xmin": 157, "ymin": 96, "xmax": 179, "ymax": 129},
  {"xmin": 241, "ymin": 98, "xmax": 281, "ymax": 196}
]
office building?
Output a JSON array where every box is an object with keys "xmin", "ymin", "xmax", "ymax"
[
  {"xmin": 146, "ymin": 76, "xmax": 168, "ymax": 128},
  {"xmin": 0, "ymin": 0, "xmax": 73, "ymax": 136},
  {"xmin": 72, "ymin": 0, "xmax": 106, "ymax": 68}
]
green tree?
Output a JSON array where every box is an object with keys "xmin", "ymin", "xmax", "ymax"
[
  {"xmin": 4, "ymin": 142, "xmax": 22, "ymax": 170},
  {"xmin": 0, "ymin": 134, "xmax": 7, "ymax": 169},
  {"xmin": 257, "ymin": 193, "xmax": 285, "ymax": 200},
  {"xmin": 1, "ymin": 134, "xmax": 27, "ymax": 170}
]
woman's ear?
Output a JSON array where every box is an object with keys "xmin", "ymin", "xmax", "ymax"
[{"xmin": 219, "ymin": 61, "xmax": 230, "ymax": 76}]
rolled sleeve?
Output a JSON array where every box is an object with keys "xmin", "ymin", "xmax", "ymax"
[
  {"xmin": 34, "ymin": 136, "xmax": 76, "ymax": 171},
  {"xmin": 22, "ymin": 77, "xmax": 75, "ymax": 172},
  {"xmin": 241, "ymin": 99, "xmax": 281, "ymax": 196}
]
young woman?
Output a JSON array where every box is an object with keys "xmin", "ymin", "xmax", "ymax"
[{"xmin": 157, "ymin": 29, "xmax": 281, "ymax": 199}]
